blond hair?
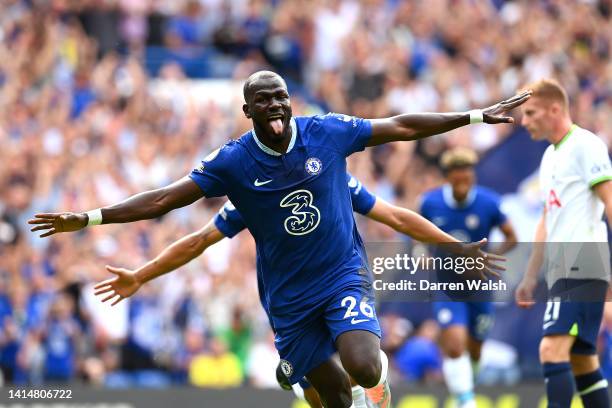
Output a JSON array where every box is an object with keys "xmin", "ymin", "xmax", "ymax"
[
  {"xmin": 440, "ymin": 147, "xmax": 478, "ymax": 171},
  {"xmin": 521, "ymin": 78, "xmax": 569, "ymax": 111}
]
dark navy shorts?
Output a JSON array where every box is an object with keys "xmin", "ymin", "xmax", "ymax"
[
  {"xmin": 275, "ymin": 281, "xmax": 381, "ymax": 384},
  {"xmin": 542, "ymin": 279, "xmax": 607, "ymax": 355}
]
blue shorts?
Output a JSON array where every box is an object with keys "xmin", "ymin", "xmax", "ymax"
[
  {"xmin": 434, "ymin": 301, "xmax": 494, "ymax": 342},
  {"xmin": 275, "ymin": 281, "xmax": 381, "ymax": 384},
  {"xmin": 542, "ymin": 279, "xmax": 607, "ymax": 355}
]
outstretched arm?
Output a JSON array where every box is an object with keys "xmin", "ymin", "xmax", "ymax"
[
  {"xmin": 29, "ymin": 177, "xmax": 204, "ymax": 237},
  {"xmin": 367, "ymin": 91, "xmax": 531, "ymax": 146},
  {"xmin": 366, "ymin": 198, "xmax": 458, "ymax": 244},
  {"xmin": 94, "ymin": 218, "xmax": 225, "ymax": 305},
  {"xmin": 366, "ymin": 198, "xmax": 504, "ymax": 278}
]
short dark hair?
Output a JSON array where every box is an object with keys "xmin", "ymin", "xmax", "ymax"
[{"xmin": 243, "ymin": 71, "xmax": 286, "ymax": 101}]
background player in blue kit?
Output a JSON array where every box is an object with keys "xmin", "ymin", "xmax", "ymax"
[
  {"xmin": 29, "ymin": 71, "xmax": 529, "ymax": 408},
  {"xmin": 92, "ymin": 172, "xmax": 502, "ymax": 408},
  {"xmin": 419, "ymin": 147, "xmax": 517, "ymax": 408}
]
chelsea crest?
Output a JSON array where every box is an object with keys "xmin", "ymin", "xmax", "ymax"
[{"xmin": 305, "ymin": 157, "xmax": 322, "ymax": 175}]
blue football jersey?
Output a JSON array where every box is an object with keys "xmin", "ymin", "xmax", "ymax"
[
  {"xmin": 420, "ymin": 184, "xmax": 507, "ymax": 242},
  {"xmin": 214, "ymin": 172, "xmax": 376, "ymax": 238},
  {"xmin": 190, "ymin": 115, "xmax": 372, "ymax": 331},
  {"xmin": 214, "ymin": 172, "xmax": 377, "ymax": 322}
]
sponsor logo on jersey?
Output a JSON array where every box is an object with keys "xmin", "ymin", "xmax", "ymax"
[
  {"xmin": 547, "ymin": 189, "xmax": 562, "ymax": 210},
  {"xmin": 331, "ymin": 113, "xmax": 358, "ymax": 127},
  {"xmin": 280, "ymin": 189, "xmax": 321, "ymax": 235}
]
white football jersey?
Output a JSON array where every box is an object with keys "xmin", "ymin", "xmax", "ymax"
[{"xmin": 539, "ymin": 124, "xmax": 612, "ymax": 282}]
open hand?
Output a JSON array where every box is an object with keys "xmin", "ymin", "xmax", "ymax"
[
  {"xmin": 459, "ymin": 238, "xmax": 506, "ymax": 280},
  {"xmin": 482, "ymin": 90, "xmax": 532, "ymax": 124},
  {"xmin": 28, "ymin": 212, "xmax": 88, "ymax": 238},
  {"xmin": 94, "ymin": 266, "xmax": 142, "ymax": 306}
]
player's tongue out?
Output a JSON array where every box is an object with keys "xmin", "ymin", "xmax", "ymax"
[{"xmin": 269, "ymin": 118, "xmax": 284, "ymax": 135}]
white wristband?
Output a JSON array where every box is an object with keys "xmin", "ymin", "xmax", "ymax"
[
  {"xmin": 468, "ymin": 109, "xmax": 484, "ymax": 124},
  {"xmin": 86, "ymin": 209, "xmax": 103, "ymax": 226}
]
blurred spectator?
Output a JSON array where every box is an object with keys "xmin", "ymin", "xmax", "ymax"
[
  {"xmin": 41, "ymin": 293, "xmax": 81, "ymax": 382},
  {"xmin": 122, "ymin": 288, "xmax": 165, "ymax": 371},
  {"xmin": 218, "ymin": 306, "xmax": 252, "ymax": 377},
  {"xmin": 189, "ymin": 337, "xmax": 243, "ymax": 388},
  {"xmin": 71, "ymin": 68, "xmax": 96, "ymax": 120},
  {"xmin": 246, "ymin": 332, "xmax": 279, "ymax": 388},
  {"xmin": 394, "ymin": 319, "xmax": 443, "ymax": 383},
  {"xmin": 164, "ymin": 1, "xmax": 202, "ymax": 49},
  {"xmin": 0, "ymin": 284, "xmax": 37, "ymax": 384}
]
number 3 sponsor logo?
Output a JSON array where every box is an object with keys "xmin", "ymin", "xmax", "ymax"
[{"xmin": 280, "ymin": 189, "xmax": 320, "ymax": 235}]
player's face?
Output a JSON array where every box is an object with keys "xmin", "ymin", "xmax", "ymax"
[
  {"xmin": 446, "ymin": 167, "xmax": 475, "ymax": 202},
  {"xmin": 243, "ymin": 76, "xmax": 293, "ymax": 142},
  {"xmin": 521, "ymin": 97, "xmax": 556, "ymax": 140}
]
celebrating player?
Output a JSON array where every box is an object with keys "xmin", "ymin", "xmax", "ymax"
[
  {"xmin": 93, "ymin": 172, "xmax": 504, "ymax": 408},
  {"xmin": 29, "ymin": 71, "xmax": 529, "ymax": 408},
  {"xmin": 419, "ymin": 147, "xmax": 517, "ymax": 408},
  {"xmin": 515, "ymin": 79, "xmax": 612, "ymax": 408}
]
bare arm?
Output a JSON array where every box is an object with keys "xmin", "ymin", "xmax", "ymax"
[
  {"xmin": 516, "ymin": 210, "xmax": 546, "ymax": 307},
  {"xmin": 94, "ymin": 219, "xmax": 226, "ymax": 305},
  {"xmin": 100, "ymin": 177, "xmax": 204, "ymax": 224},
  {"xmin": 366, "ymin": 198, "xmax": 505, "ymax": 278},
  {"xmin": 367, "ymin": 91, "xmax": 531, "ymax": 146},
  {"xmin": 525, "ymin": 212, "xmax": 547, "ymax": 281},
  {"xmin": 29, "ymin": 177, "xmax": 204, "ymax": 237},
  {"xmin": 133, "ymin": 219, "xmax": 225, "ymax": 284},
  {"xmin": 366, "ymin": 198, "xmax": 460, "ymax": 244}
]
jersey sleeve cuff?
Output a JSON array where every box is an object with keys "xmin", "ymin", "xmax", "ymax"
[
  {"xmin": 589, "ymin": 175, "xmax": 612, "ymax": 188},
  {"xmin": 358, "ymin": 119, "xmax": 374, "ymax": 152},
  {"xmin": 188, "ymin": 173, "xmax": 206, "ymax": 193},
  {"xmin": 362, "ymin": 196, "xmax": 376, "ymax": 215},
  {"xmin": 213, "ymin": 215, "xmax": 237, "ymax": 238}
]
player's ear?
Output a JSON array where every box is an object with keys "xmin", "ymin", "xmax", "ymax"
[
  {"xmin": 549, "ymin": 102, "xmax": 560, "ymax": 116},
  {"xmin": 242, "ymin": 103, "xmax": 251, "ymax": 119}
]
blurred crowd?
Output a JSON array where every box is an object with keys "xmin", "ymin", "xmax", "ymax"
[{"xmin": 1, "ymin": 0, "xmax": 612, "ymax": 388}]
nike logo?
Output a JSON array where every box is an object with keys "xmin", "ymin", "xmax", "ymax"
[
  {"xmin": 351, "ymin": 318, "xmax": 369, "ymax": 325},
  {"xmin": 254, "ymin": 178, "xmax": 273, "ymax": 186}
]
